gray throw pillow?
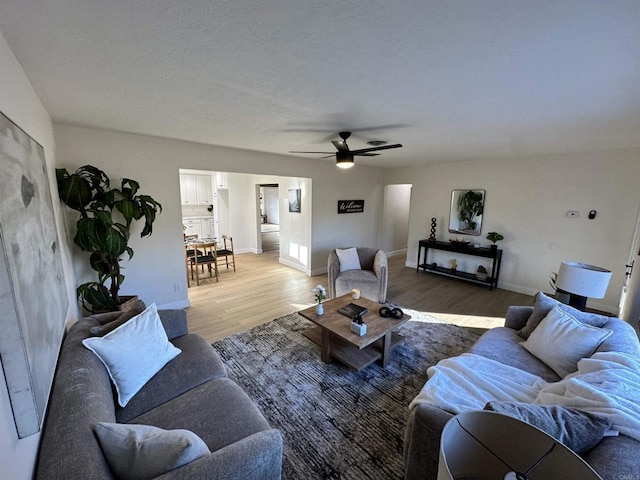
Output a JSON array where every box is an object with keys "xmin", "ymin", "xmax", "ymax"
[
  {"xmin": 90, "ymin": 299, "xmax": 147, "ymax": 336},
  {"xmin": 94, "ymin": 422, "xmax": 210, "ymax": 480},
  {"xmin": 518, "ymin": 291, "xmax": 609, "ymax": 339},
  {"xmin": 484, "ymin": 401, "xmax": 612, "ymax": 454}
]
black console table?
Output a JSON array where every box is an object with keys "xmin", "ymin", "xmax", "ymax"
[{"xmin": 417, "ymin": 240, "xmax": 502, "ymax": 290}]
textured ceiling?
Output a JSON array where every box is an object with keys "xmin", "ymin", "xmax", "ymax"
[{"xmin": 1, "ymin": 1, "xmax": 639, "ymax": 167}]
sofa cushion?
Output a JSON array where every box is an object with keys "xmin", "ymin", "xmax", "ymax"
[
  {"xmin": 117, "ymin": 334, "xmax": 228, "ymax": 423},
  {"xmin": 83, "ymin": 303, "xmax": 182, "ymax": 407},
  {"xmin": 336, "ymin": 247, "xmax": 362, "ymax": 272},
  {"xmin": 484, "ymin": 402, "xmax": 612, "ymax": 454},
  {"xmin": 518, "ymin": 291, "xmax": 609, "ymax": 339},
  {"xmin": 130, "ymin": 377, "xmax": 272, "ymax": 453},
  {"xmin": 468, "ymin": 327, "xmax": 560, "ymax": 382},
  {"xmin": 94, "ymin": 422, "xmax": 210, "ymax": 480},
  {"xmin": 521, "ymin": 306, "xmax": 612, "ymax": 377}
]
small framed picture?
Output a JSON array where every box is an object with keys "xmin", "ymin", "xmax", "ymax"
[{"xmin": 288, "ymin": 188, "xmax": 301, "ymax": 213}]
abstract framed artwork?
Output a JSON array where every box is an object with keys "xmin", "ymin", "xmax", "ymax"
[{"xmin": 0, "ymin": 110, "xmax": 68, "ymax": 437}]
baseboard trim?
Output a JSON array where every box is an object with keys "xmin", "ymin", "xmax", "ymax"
[
  {"xmin": 157, "ymin": 299, "xmax": 191, "ymax": 310},
  {"xmin": 386, "ymin": 248, "xmax": 407, "ymax": 258},
  {"xmin": 279, "ymin": 257, "xmax": 310, "ymax": 275}
]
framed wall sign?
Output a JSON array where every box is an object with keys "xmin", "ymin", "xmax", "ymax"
[
  {"xmin": 288, "ymin": 188, "xmax": 301, "ymax": 213},
  {"xmin": 337, "ymin": 200, "xmax": 364, "ymax": 214}
]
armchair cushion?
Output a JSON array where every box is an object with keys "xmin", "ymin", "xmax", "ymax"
[{"xmin": 335, "ymin": 247, "xmax": 362, "ymax": 272}]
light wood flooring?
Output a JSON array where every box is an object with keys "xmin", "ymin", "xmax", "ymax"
[{"xmin": 186, "ymin": 251, "xmax": 534, "ymax": 343}]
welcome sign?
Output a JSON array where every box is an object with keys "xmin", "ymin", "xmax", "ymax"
[{"xmin": 337, "ymin": 200, "xmax": 364, "ymax": 214}]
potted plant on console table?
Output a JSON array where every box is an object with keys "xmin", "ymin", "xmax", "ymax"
[
  {"xmin": 56, "ymin": 165, "xmax": 162, "ymax": 313},
  {"xmin": 486, "ymin": 231, "xmax": 504, "ymax": 252}
]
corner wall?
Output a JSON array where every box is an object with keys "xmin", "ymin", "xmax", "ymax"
[
  {"xmin": 0, "ymin": 30, "xmax": 78, "ymax": 480},
  {"xmin": 384, "ymin": 149, "xmax": 640, "ymax": 312}
]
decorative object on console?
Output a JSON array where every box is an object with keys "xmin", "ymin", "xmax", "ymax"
[
  {"xmin": 449, "ymin": 189, "xmax": 485, "ymax": 236},
  {"xmin": 428, "ymin": 217, "xmax": 437, "ymax": 242},
  {"xmin": 486, "ymin": 231, "xmax": 504, "ymax": 252},
  {"xmin": 555, "ymin": 261, "xmax": 612, "ymax": 311},
  {"xmin": 476, "ymin": 265, "xmax": 488, "ymax": 281},
  {"xmin": 450, "ymin": 259, "xmax": 457, "ymax": 272},
  {"xmin": 56, "ymin": 164, "xmax": 162, "ymax": 312}
]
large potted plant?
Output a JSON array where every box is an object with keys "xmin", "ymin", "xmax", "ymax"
[{"xmin": 56, "ymin": 165, "xmax": 162, "ymax": 312}]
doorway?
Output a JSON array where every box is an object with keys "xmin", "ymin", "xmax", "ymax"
[
  {"xmin": 379, "ymin": 184, "xmax": 412, "ymax": 257},
  {"xmin": 260, "ymin": 184, "xmax": 279, "ymax": 254},
  {"xmin": 619, "ymin": 204, "xmax": 640, "ymax": 335}
]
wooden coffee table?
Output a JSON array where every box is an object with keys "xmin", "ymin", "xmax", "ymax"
[{"xmin": 299, "ymin": 294, "xmax": 411, "ymax": 371}]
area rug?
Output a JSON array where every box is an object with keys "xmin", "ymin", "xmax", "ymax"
[{"xmin": 212, "ymin": 312, "xmax": 483, "ymax": 480}]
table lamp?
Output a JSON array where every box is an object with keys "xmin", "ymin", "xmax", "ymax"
[
  {"xmin": 555, "ymin": 261, "xmax": 612, "ymax": 311},
  {"xmin": 437, "ymin": 411, "xmax": 602, "ymax": 480}
]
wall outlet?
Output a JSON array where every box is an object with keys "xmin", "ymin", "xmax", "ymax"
[{"xmin": 566, "ymin": 211, "xmax": 579, "ymax": 218}]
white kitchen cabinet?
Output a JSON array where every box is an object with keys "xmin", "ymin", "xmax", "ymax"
[
  {"xmin": 183, "ymin": 218, "xmax": 203, "ymax": 238},
  {"xmin": 201, "ymin": 218, "xmax": 214, "ymax": 238},
  {"xmin": 180, "ymin": 174, "xmax": 213, "ymax": 205},
  {"xmin": 215, "ymin": 172, "xmax": 229, "ymax": 189}
]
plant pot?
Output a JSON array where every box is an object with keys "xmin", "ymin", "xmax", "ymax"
[
  {"xmin": 490, "ymin": 244, "xmax": 498, "ymax": 252},
  {"xmin": 118, "ymin": 295, "xmax": 140, "ymax": 312},
  {"xmin": 350, "ymin": 321, "xmax": 367, "ymax": 336}
]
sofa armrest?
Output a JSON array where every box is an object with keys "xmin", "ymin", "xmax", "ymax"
[
  {"xmin": 158, "ymin": 309, "xmax": 188, "ymax": 339},
  {"xmin": 156, "ymin": 429, "xmax": 283, "ymax": 480},
  {"xmin": 327, "ymin": 250, "xmax": 341, "ymax": 299},
  {"xmin": 404, "ymin": 404, "xmax": 453, "ymax": 480},
  {"xmin": 504, "ymin": 306, "xmax": 532, "ymax": 331}
]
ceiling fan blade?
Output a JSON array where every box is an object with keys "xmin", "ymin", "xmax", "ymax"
[
  {"xmin": 353, "ymin": 152, "xmax": 380, "ymax": 157},
  {"xmin": 331, "ymin": 140, "xmax": 350, "ymax": 152},
  {"xmin": 349, "ymin": 143, "xmax": 403, "ymax": 154},
  {"xmin": 289, "ymin": 151, "xmax": 335, "ymax": 154}
]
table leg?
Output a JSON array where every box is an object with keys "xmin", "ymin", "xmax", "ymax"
[
  {"xmin": 381, "ymin": 332, "xmax": 392, "ymax": 368},
  {"xmin": 320, "ymin": 328, "xmax": 332, "ymax": 363}
]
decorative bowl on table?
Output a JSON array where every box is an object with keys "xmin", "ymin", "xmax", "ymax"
[{"xmin": 449, "ymin": 239, "xmax": 470, "ymax": 247}]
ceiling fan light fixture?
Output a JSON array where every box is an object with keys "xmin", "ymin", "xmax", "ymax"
[{"xmin": 336, "ymin": 151, "xmax": 354, "ymax": 169}]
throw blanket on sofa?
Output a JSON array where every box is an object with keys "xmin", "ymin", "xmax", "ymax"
[{"xmin": 410, "ymin": 352, "xmax": 640, "ymax": 441}]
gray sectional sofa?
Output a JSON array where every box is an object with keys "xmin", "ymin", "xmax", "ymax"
[
  {"xmin": 404, "ymin": 304, "xmax": 640, "ymax": 480},
  {"xmin": 36, "ymin": 308, "xmax": 283, "ymax": 479}
]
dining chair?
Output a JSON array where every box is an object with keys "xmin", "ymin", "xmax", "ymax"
[
  {"xmin": 189, "ymin": 241, "xmax": 219, "ymax": 286},
  {"xmin": 216, "ymin": 235, "xmax": 236, "ymax": 272}
]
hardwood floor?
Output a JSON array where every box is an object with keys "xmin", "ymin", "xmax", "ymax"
[{"xmin": 186, "ymin": 251, "xmax": 534, "ymax": 343}]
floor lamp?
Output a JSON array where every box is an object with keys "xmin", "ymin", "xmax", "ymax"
[{"xmin": 555, "ymin": 261, "xmax": 612, "ymax": 311}]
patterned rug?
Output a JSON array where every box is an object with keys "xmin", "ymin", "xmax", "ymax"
[{"xmin": 212, "ymin": 311, "xmax": 483, "ymax": 480}]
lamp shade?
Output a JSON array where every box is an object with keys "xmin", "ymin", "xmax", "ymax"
[
  {"xmin": 437, "ymin": 411, "xmax": 602, "ymax": 480},
  {"xmin": 555, "ymin": 262, "xmax": 612, "ymax": 298}
]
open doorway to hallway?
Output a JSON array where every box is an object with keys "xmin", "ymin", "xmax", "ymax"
[{"xmin": 260, "ymin": 184, "xmax": 279, "ymax": 254}]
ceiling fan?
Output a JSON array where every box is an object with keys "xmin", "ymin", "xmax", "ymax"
[{"xmin": 289, "ymin": 131, "xmax": 402, "ymax": 169}]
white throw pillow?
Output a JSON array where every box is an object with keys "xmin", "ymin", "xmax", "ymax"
[
  {"xmin": 83, "ymin": 303, "xmax": 182, "ymax": 406},
  {"xmin": 521, "ymin": 306, "xmax": 612, "ymax": 378},
  {"xmin": 336, "ymin": 247, "xmax": 361, "ymax": 272},
  {"xmin": 94, "ymin": 422, "xmax": 210, "ymax": 480}
]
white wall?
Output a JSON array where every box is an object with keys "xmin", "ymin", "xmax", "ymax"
[
  {"xmin": 53, "ymin": 123, "xmax": 386, "ymax": 307},
  {"xmin": 384, "ymin": 149, "xmax": 640, "ymax": 312},
  {"xmin": 0, "ymin": 30, "xmax": 78, "ymax": 480}
]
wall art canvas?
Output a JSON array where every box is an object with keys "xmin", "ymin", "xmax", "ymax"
[
  {"xmin": 288, "ymin": 188, "xmax": 301, "ymax": 213},
  {"xmin": 0, "ymin": 111, "xmax": 68, "ymax": 438}
]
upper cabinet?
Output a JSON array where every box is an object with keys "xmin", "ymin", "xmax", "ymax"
[
  {"xmin": 215, "ymin": 172, "xmax": 229, "ymax": 189},
  {"xmin": 180, "ymin": 173, "xmax": 213, "ymax": 205}
]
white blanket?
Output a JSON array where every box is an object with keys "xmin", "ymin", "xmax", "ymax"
[
  {"xmin": 409, "ymin": 353, "xmax": 548, "ymax": 413},
  {"xmin": 410, "ymin": 351, "xmax": 640, "ymax": 441}
]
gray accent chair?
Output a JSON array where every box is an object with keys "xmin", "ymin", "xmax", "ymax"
[
  {"xmin": 327, "ymin": 247, "xmax": 388, "ymax": 303},
  {"xmin": 36, "ymin": 308, "xmax": 283, "ymax": 480},
  {"xmin": 403, "ymin": 306, "xmax": 640, "ymax": 480}
]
